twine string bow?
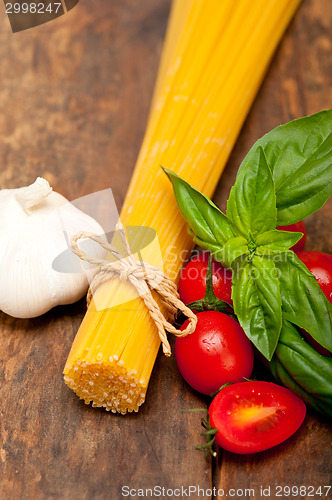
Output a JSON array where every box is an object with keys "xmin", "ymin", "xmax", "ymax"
[{"xmin": 71, "ymin": 223, "xmax": 197, "ymax": 356}]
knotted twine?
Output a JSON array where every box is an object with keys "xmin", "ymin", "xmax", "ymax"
[{"xmin": 71, "ymin": 223, "xmax": 197, "ymax": 356}]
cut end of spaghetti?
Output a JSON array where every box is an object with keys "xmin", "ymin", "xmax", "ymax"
[{"xmin": 64, "ymin": 356, "xmax": 147, "ymax": 414}]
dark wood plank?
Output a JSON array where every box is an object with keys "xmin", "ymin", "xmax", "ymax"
[
  {"xmin": 0, "ymin": 1, "xmax": 211, "ymax": 498},
  {"xmin": 213, "ymin": 0, "xmax": 332, "ymax": 495}
]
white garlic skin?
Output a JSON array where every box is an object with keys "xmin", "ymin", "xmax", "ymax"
[{"xmin": 0, "ymin": 178, "xmax": 107, "ymax": 318}]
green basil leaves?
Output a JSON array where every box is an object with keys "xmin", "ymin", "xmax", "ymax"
[
  {"xmin": 227, "ymin": 146, "xmax": 277, "ymax": 237},
  {"xmin": 275, "ymin": 252, "xmax": 332, "ymax": 351},
  {"xmin": 163, "ymin": 168, "xmax": 234, "ymax": 248},
  {"xmin": 163, "ymin": 109, "xmax": 332, "ymax": 361},
  {"xmin": 255, "ymin": 230, "xmax": 303, "ymax": 254},
  {"xmin": 269, "ymin": 320, "xmax": 332, "ymax": 417},
  {"xmin": 231, "ymin": 255, "xmax": 282, "ymax": 360},
  {"xmin": 238, "ymin": 109, "xmax": 332, "ymax": 225}
]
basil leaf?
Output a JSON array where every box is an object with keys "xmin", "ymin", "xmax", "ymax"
[
  {"xmin": 187, "ymin": 230, "xmax": 222, "ymax": 257},
  {"xmin": 213, "ymin": 236, "xmax": 248, "ymax": 268},
  {"xmin": 271, "ymin": 355, "xmax": 332, "ymax": 418},
  {"xmin": 270, "ymin": 320, "xmax": 332, "ymax": 417},
  {"xmin": 276, "ymin": 133, "xmax": 332, "ymax": 224},
  {"xmin": 232, "ymin": 254, "xmax": 282, "ymax": 360},
  {"xmin": 275, "ymin": 251, "xmax": 332, "ymax": 351},
  {"xmin": 239, "ymin": 110, "xmax": 332, "ymax": 225},
  {"xmin": 163, "ymin": 167, "xmax": 234, "ymax": 246},
  {"xmin": 256, "ymin": 229, "xmax": 303, "ymax": 254},
  {"xmin": 227, "ymin": 146, "xmax": 277, "ymax": 237}
]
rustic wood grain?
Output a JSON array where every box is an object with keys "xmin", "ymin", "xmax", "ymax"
[{"xmin": 0, "ymin": 0, "xmax": 331, "ymax": 499}]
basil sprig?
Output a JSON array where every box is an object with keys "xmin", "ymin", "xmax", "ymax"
[
  {"xmin": 238, "ymin": 109, "xmax": 332, "ymax": 225},
  {"xmin": 163, "ymin": 109, "xmax": 332, "ymax": 361}
]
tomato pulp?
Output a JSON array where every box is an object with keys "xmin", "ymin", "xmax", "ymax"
[
  {"xmin": 179, "ymin": 251, "xmax": 233, "ymax": 306},
  {"xmin": 176, "ymin": 311, "xmax": 253, "ymax": 395},
  {"xmin": 209, "ymin": 381, "xmax": 306, "ymax": 454}
]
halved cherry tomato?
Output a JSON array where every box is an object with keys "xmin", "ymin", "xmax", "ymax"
[
  {"xmin": 278, "ymin": 220, "xmax": 307, "ymax": 252},
  {"xmin": 175, "ymin": 311, "xmax": 253, "ymax": 395},
  {"xmin": 179, "ymin": 251, "xmax": 233, "ymax": 305},
  {"xmin": 209, "ymin": 381, "xmax": 306, "ymax": 454}
]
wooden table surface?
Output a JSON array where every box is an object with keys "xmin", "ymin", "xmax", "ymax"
[{"xmin": 0, "ymin": 1, "xmax": 331, "ymax": 499}]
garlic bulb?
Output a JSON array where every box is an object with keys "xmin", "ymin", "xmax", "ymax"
[{"xmin": 0, "ymin": 178, "xmax": 108, "ymax": 318}]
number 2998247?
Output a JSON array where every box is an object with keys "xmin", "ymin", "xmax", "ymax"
[{"xmin": 6, "ymin": 2, "xmax": 63, "ymax": 14}]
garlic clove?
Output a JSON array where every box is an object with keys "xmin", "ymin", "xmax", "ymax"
[
  {"xmin": 15, "ymin": 177, "xmax": 52, "ymax": 214},
  {"xmin": 0, "ymin": 178, "xmax": 108, "ymax": 318}
]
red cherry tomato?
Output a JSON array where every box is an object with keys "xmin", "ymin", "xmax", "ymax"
[
  {"xmin": 296, "ymin": 251, "xmax": 332, "ymax": 304},
  {"xmin": 295, "ymin": 251, "xmax": 332, "ymax": 356},
  {"xmin": 175, "ymin": 311, "xmax": 254, "ymax": 395},
  {"xmin": 209, "ymin": 381, "xmax": 306, "ymax": 454},
  {"xmin": 179, "ymin": 251, "xmax": 233, "ymax": 305},
  {"xmin": 278, "ymin": 220, "xmax": 307, "ymax": 252}
]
